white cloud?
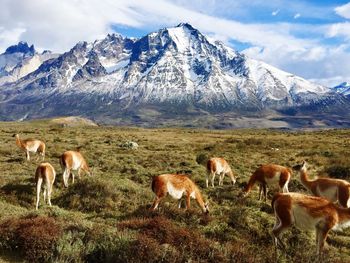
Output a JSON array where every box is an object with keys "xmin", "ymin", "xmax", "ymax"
[
  {"xmin": 0, "ymin": 27, "xmax": 26, "ymax": 51},
  {"xmin": 294, "ymin": 13, "xmax": 301, "ymax": 19},
  {"xmin": 335, "ymin": 2, "xmax": 350, "ymax": 19},
  {"xmin": 272, "ymin": 9, "xmax": 279, "ymax": 16}
]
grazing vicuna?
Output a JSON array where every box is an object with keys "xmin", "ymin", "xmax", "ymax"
[
  {"xmin": 294, "ymin": 161, "xmax": 350, "ymax": 208},
  {"xmin": 151, "ymin": 174, "xmax": 209, "ymax": 214},
  {"xmin": 272, "ymin": 192, "xmax": 350, "ymax": 256},
  {"xmin": 35, "ymin": 162, "xmax": 56, "ymax": 210},
  {"xmin": 243, "ymin": 164, "xmax": 291, "ymax": 201},
  {"xmin": 13, "ymin": 134, "xmax": 45, "ymax": 161},
  {"xmin": 206, "ymin": 157, "xmax": 236, "ymax": 188},
  {"xmin": 59, "ymin": 150, "xmax": 91, "ymax": 187}
]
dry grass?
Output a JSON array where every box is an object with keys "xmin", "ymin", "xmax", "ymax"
[{"xmin": 0, "ymin": 120, "xmax": 349, "ymax": 262}]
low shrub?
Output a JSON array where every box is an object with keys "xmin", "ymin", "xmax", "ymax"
[
  {"xmin": 0, "ymin": 215, "xmax": 62, "ymax": 262},
  {"xmin": 118, "ymin": 216, "xmax": 224, "ymax": 262},
  {"xmin": 55, "ymin": 178, "xmax": 119, "ymax": 213},
  {"xmin": 84, "ymin": 225, "xmax": 134, "ymax": 263},
  {"xmin": 196, "ymin": 152, "xmax": 208, "ymax": 165},
  {"xmin": 325, "ymin": 165, "xmax": 350, "ymax": 179}
]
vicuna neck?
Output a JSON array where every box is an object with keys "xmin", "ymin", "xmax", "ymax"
[
  {"xmin": 300, "ymin": 168, "xmax": 313, "ymax": 190},
  {"xmin": 245, "ymin": 175, "xmax": 256, "ymax": 193},
  {"xmin": 15, "ymin": 135, "xmax": 23, "ymax": 148}
]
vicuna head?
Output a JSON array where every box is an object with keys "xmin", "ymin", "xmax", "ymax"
[{"xmin": 292, "ymin": 160, "xmax": 307, "ymax": 172}]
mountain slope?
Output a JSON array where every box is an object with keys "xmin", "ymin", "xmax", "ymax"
[
  {"xmin": 0, "ymin": 24, "xmax": 349, "ymax": 127},
  {"xmin": 0, "ymin": 42, "xmax": 57, "ymax": 86}
]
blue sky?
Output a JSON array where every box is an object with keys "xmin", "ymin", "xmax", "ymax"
[{"xmin": 1, "ymin": 0, "xmax": 350, "ymax": 86}]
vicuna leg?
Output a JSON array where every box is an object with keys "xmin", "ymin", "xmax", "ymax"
[
  {"xmin": 36, "ymin": 177, "xmax": 43, "ymax": 210},
  {"xmin": 219, "ymin": 173, "xmax": 224, "ymax": 186},
  {"xmin": 316, "ymin": 226, "xmax": 330, "ymax": 256},
  {"xmin": 63, "ymin": 168, "xmax": 70, "ymax": 187},
  {"xmin": 206, "ymin": 172, "xmax": 210, "ymax": 188},
  {"xmin": 272, "ymin": 203, "xmax": 292, "ymax": 252},
  {"xmin": 279, "ymin": 174, "xmax": 290, "ymax": 193},
  {"xmin": 151, "ymin": 196, "xmax": 164, "ymax": 211},
  {"xmin": 258, "ymin": 184, "xmax": 263, "ymax": 200},
  {"xmin": 47, "ymin": 184, "xmax": 52, "ymax": 207},
  {"xmin": 211, "ymin": 172, "xmax": 217, "ymax": 187},
  {"xmin": 26, "ymin": 151, "xmax": 30, "ymax": 161},
  {"xmin": 185, "ymin": 195, "xmax": 191, "ymax": 210},
  {"xmin": 263, "ymin": 184, "xmax": 267, "ymax": 202},
  {"xmin": 151, "ymin": 192, "xmax": 166, "ymax": 211},
  {"xmin": 43, "ymin": 186, "xmax": 47, "ymax": 203}
]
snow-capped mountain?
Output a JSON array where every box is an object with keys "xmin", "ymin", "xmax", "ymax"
[
  {"xmin": 333, "ymin": 82, "xmax": 350, "ymax": 96},
  {"xmin": 0, "ymin": 23, "xmax": 349, "ymax": 127},
  {"xmin": 0, "ymin": 42, "xmax": 58, "ymax": 86}
]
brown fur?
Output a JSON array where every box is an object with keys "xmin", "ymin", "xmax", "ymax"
[
  {"xmin": 206, "ymin": 157, "xmax": 236, "ymax": 188},
  {"xmin": 295, "ymin": 161, "xmax": 350, "ymax": 208},
  {"xmin": 14, "ymin": 134, "xmax": 45, "ymax": 161},
  {"xmin": 272, "ymin": 192, "xmax": 350, "ymax": 256},
  {"xmin": 35, "ymin": 162, "xmax": 56, "ymax": 210},
  {"xmin": 151, "ymin": 174, "xmax": 209, "ymax": 213},
  {"xmin": 244, "ymin": 164, "xmax": 291, "ymax": 202},
  {"xmin": 59, "ymin": 150, "xmax": 91, "ymax": 187}
]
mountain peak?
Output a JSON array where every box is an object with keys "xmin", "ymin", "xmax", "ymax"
[
  {"xmin": 4, "ymin": 41, "xmax": 35, "ymax": 55},
  {"xmin": 176, "ymin": 22, "xmax": 195, "ymax": 30}
]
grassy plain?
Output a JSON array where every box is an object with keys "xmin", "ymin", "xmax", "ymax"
[{"xmin": 0, "ymin": 119, "xmax": 349, "ymax": 262}]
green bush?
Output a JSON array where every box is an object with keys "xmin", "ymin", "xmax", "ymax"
[
  {"xmin": 196, "ymin": 152, "xmax": 208, "ymax": 165},
  {"xmin": 325, "ymin": 165, "xmax": 350, "ymax": 179},
  {"xmin": 55, "ymin": 178, "xmax": 120, "ymax": 213}
]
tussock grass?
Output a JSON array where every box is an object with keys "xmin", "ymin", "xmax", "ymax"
[{"xmin": 0, "ymin": 120, "xmax": 349, "ymax": 261}]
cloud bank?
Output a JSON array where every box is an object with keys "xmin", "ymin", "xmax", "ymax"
[{"xmin": 1, "ymin": 0, "xmax": 350, "ymax": 87}]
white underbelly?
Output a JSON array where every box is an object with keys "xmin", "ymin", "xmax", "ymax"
[
  {"xmin": 317, "ymin": 186, "xmax": 338, "ymax": 202},
  {"xmin": 167, "ymin": 182, "xmax": 184, "ymax": 199},
  {"xmin": 265, "ymin": 173, "xmax": 280, "ymax": 187},
  {"xmin": 27, "ymin": 144, "xmax": 40, "ymax": 152},
  {"xmin": 292, "ymin": 205, "xmax": 322, "ymax": 230}
]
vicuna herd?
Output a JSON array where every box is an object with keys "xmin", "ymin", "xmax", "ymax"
[
  {"xmin": 13, "ymin": 134, "xmax": 91, "ymax": 211},
  {"xmin": 12, "ymin": 133, "xmax": 350, "ymax": 257}
]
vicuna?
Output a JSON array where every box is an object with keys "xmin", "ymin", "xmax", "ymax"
[
  {"xmin": 13, "ymin": 134, "xmax": 45, "ymax": 161},
  {"xmin": 294, "ymin": 161, "xmax": 350, "ymax": 208},
  {"xmin": 151, "ymin": 174, "xmax": 209, "ymax": 213},
  {"xmin": 243, "ymin": 164, "xmax": 291, "ymax": 201},
  {"xmin": 272, "ymin": 192, "xmax": 350, "ymax": 256},
  {"xmin": 206, "ymin": 157, "xmax": 236, "ymax": 188},
  {"xmin": 35, "ymin": 162, "xmax": 56, "ymax": 210},
  {"xmin": 59, "ymin": 150, "xmax": 91, "ymax": 187}
]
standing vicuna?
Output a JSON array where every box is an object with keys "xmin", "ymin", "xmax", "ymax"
[
  {"xmin": 151, "ymin": 174, "xmax": 209, "ymax": 214},
  {"xmin": 272, "ymin": 192, "xmax": 350, "ymax": 256},
  {"xmin": 243, "ymin": 164, "xmax": 291, "ymax": 201},
  {"xmin": 59, "ymin": 149, "xmax": 91, "ymax": 188},
  {"xmin": 294, "ymin": 161, "xmax": 350, "ymax": 208},
  {"xmin": 206, "ymin": 157, "xmax": 236, "ymax": 188},
  {"xmin": 35, "ymin": 162, "xmax": 56, "ymax": 210},
  {"xmin": 13, "ymin": 134, "xmax": 45, "ymax": 161}
]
